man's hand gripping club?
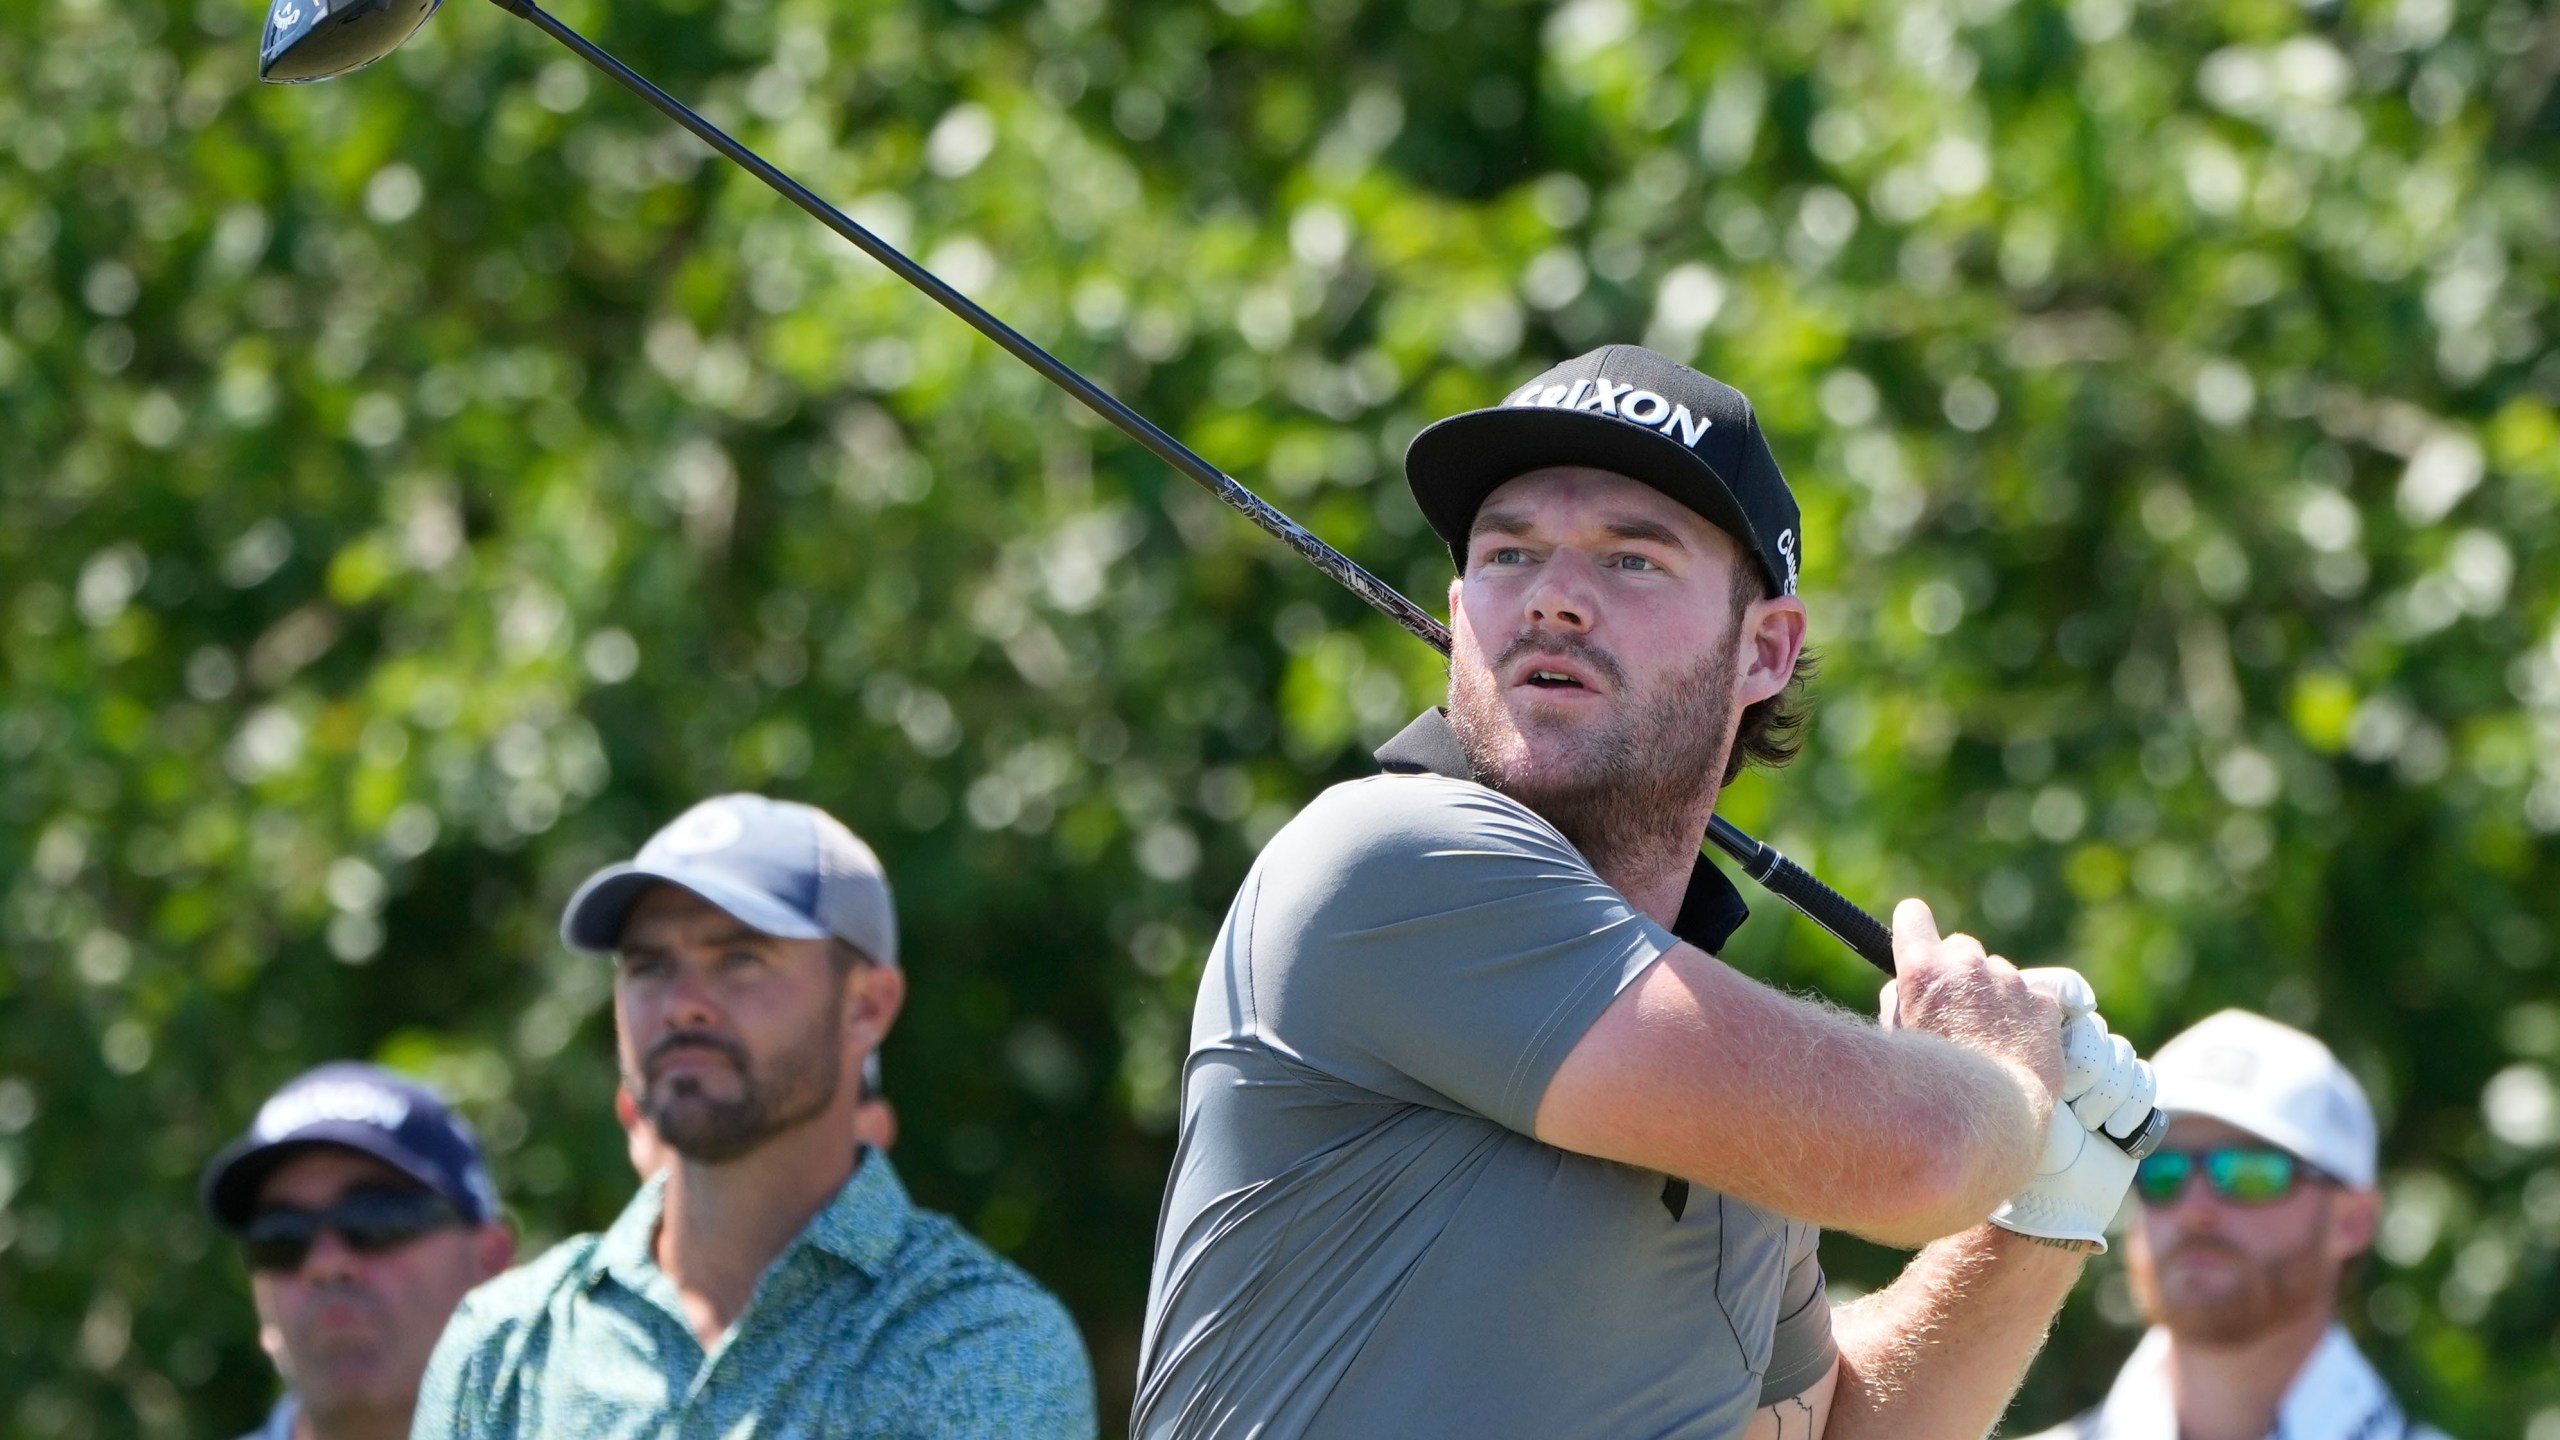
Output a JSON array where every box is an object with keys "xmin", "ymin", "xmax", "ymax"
[
  {"xmin": 1880, "ymin": 901, "xmax": 2155, "ymax": 1251},
  {"xmin": 1986, "ymin": 969, "xmax": 2153, "ymax": 1250}
]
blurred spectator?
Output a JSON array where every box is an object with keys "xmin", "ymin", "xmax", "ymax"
[
  {"xmin": 618, "ymin": 1053, "xmax": 896, "ymax": 1178},
  {"xmin": 200, "ymin": 1064, "xmax": 515, "ymax": 1440},
  {"xmin": 412, "ymin": 794, "xmax": 1094, "ymax": 1438},
  {"xmin": 2017, "ymin": 1010, "xmax": 2450, "ymax": 1440}
]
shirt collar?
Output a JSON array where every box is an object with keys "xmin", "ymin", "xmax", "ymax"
[
  {"xmin": 587, "ymin": 1146, "xmax": 913, "ymax": 1292},
  {"xmin": 802, "ymin": 1146, "xmax": 912, "ymax": 1275},
  {"xmin": 2090, "ymin": 1324, "xmax": 2403, "ymax": 1440},
  {"xmin": 589, "ymin": 1166, "xmax": 670, "ymax": 1290},
  {"xmin": 2276, "ymin": 1326, "xmax": 2404, "ymax": 1438},
  {"xmin": 1375, "ymin": 708, "xmax": 1752, "ymax": 953},
  {"xmin": 2089, "ymin": 1328, "xmax": 2178, "ymax": 1439}
]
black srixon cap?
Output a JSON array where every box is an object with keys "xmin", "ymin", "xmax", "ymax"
[{"xmin": 1405, "ymin": 345, "xmax": 1803, "ymax": 597}]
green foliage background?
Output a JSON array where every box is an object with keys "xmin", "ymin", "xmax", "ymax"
[{"xmin": 2, "ymin": 0, "xmax": 2556, "ymax": 1429}]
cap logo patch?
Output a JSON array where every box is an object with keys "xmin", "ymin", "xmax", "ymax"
[
  {"xmin": 659, "ymin": 802, "xmax": 746, "ymax": 856},
  {"xmin": 2192, "ymin": 1044, "xmax": 2258, "ymax": 1087},
  {"xmin": 1506, "ymin": 374, "xmax": 1711, "ymax": 449},
  {"xmin": 1776, "ymin": 530, "xmax": 1800, "ymax": 596},
  {"xmin": 256, "ymin": 1079, "xmax": 411, "ymax": 1140}
]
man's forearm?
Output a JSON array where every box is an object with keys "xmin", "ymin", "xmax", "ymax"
[
  {"xmin": 1875, "ymin": 1027, "xmax": 2050, "ymax": 1237},
  {"xmin": 1822, "ymin": 1224, "xmax": 2087, "ymax": 1440},
  {"xmin": 1536, "ymin": 946, "xmax": 2050, "ymax": 1246}
]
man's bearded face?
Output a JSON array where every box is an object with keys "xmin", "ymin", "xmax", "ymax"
[
  {"xmin": 1445, "ymin": 468, "xmax": 1754, "ymax": 872},
  {"xmin": 614, "ymin": 885, "xmax": 850, "ymax": 1165},
  {"xmin": 2126, "ymin": 1117, "xmax": 2366, "ymax": 1347},
  {"xmin": 633, "ymin": 1002, "xmax": 844, "ymax": 1164},
  {"xmin": 1449, "ymin": 621, "xmax": 1739, "ymax": 873}
]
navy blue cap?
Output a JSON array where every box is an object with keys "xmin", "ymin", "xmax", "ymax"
[
  {"xmin": 559, "ymin": 794, "xmax": 899, "ymax": 966},
  {"xmin": 1406, "ymin": 344, "xmax": 1803, "ymax": 598},
  {"xmin": 201, "ymin": 1062, "xmax": 499, "ymax": 1230}
]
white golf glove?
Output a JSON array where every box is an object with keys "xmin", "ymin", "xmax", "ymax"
[{"xmin": 1987, "ymin": 968, "xmax": 2155, "ymax": 1251}]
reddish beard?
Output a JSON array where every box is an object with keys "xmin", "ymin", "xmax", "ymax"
[
  {"xmin": 1448, "ymin": 622, "xmax": 1741, "ymax": 877},
  {"xmin": 2135, "ymin": 1220, "xmax": 2337, "ymax": 1346}
]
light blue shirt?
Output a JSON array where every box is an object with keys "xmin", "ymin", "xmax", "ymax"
[{"xmin": 413, "ymin": 1150, "xmax": 1095, "ymax": 1439}]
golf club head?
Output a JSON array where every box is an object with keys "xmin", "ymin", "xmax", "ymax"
[{"xmin": 260, "ymin": 0, "xmax": 440, "ymax": 83}]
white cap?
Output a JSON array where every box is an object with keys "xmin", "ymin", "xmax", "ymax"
[{"xmin": 2151, "ymin": 1009, "xmax": 2376, "ymax": 1189}]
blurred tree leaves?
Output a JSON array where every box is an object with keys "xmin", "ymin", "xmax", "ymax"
[{"xmin": 2, "ymin": 0, "xmax": 2556, "ymax": 1432}]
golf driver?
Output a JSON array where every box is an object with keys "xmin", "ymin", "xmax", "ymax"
[{"xmin": 259, "ymin": 0, "xmax": 2165, "ymax": 1158}]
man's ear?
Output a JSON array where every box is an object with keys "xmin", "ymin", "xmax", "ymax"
[
  {"xmin": 473, "ymin": 1222, "xmax": 517, "ymax": 1280},
  {"xmin": 1734, "ymin": 595, "xmax": 1808, "ymax": 708},
  {"xmin": 844, "ymin": 963, "xmax": 906, "ymax": 1055},
  {"xmin": 2329, "ymin": 1185, "xmax": 2381, "ymax": 1262}
]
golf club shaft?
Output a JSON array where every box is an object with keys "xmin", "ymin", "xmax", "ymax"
[
  {"xmin": 493, "ymin": 1, "xmax": 1915, "ymax": 989},
  {"xmin": 493, "ymin": 0, "xmax": 1442, "ymax": 651}
]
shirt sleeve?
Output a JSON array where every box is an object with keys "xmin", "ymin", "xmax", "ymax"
[
  {"xmin": 1756, "ymin": 1223, "xmax": 1836, "ymax": 1406},
  {"xmin": 1239, "ymin": 773, "xmax": 1678, "ymax": 1134}
]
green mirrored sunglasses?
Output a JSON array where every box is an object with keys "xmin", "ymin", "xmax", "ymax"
[{"xmin": 2133, "ymin": 1145, "xmax": 2316, "ymax": 1206}]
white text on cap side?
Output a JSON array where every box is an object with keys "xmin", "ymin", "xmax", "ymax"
[{"xmin": 256, "ymin": 1080, "xmax": 412, "ymax": 1140}]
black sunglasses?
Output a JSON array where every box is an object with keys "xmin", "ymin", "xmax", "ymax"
[
  {"xmin": 241, "ymin": 1187, "xmax": 463, "ymax": 1272},
  {"xmin": 2133, "ymin": 1145, "xmax": 2320, "ymax": 1206}
]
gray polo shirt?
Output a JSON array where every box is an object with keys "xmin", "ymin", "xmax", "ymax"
[{"xmin": 1133, "ymin": 710, "xmax": 1836, "ymax": 1440}]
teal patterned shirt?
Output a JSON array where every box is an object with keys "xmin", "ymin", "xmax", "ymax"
[{"xmin": 411, "ymin": 1150, "xmax": 1096, "ymax": 1440}]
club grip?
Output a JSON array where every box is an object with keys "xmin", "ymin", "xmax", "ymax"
[
  {"xmin": 1704, "ymin": 817, "xmax": 1895, "ymax": 973},
  {"xmin": 2112, "ymin": 1104, "xmax": 2169, "ymax": 1160}
]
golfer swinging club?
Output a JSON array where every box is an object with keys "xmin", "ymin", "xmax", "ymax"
[{"xmin": 1134, "ymin": 345, "xmax": 2158, "ymax": 1439}]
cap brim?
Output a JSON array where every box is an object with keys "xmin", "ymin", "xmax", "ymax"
[
  {"xmin": 1406, "ymin": 406, "xmax": 1769, "ymax": 576},
  {"xmin": 559, "ymin": 864, "xmax": 830, "ymax": 954},
  {"xmin": 2154, "ymin": 1092, "xmax": 2375, "ymax": 1189},
  {"xmin": 199, "ymin": 1124, "xmax": 465, "ymax": 1230}
]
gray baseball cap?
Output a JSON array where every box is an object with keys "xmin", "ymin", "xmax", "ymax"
[{"xmin": 561, "ymin": 794, "xmax": 898, "ymax": 966}]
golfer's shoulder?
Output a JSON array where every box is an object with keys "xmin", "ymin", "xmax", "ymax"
[{"xmin": 1271, "ymin": 771, "xmax": 1556, "ymax": 869}]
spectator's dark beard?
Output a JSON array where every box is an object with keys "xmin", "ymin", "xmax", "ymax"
[
  {"xmin": 1449, "ymin": 625, "xmax": 1740, "ymax": 879},
  {"xmin": 634, "ymin": 1003, "xmax": 844, "ymax": 1164}
]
